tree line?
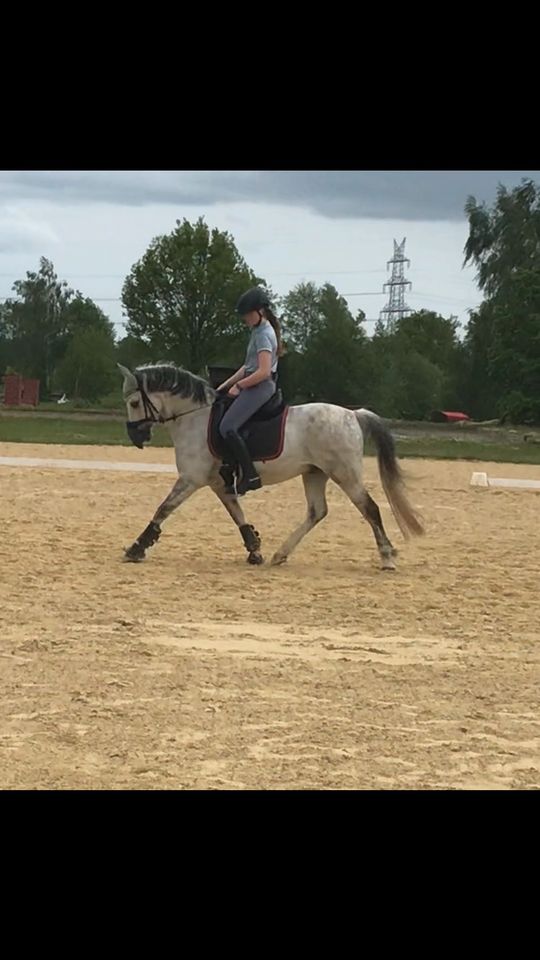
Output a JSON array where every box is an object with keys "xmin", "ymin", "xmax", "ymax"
[{"xmin": 1, "ymin": 179, "xmax": 539, "ymax": 421}]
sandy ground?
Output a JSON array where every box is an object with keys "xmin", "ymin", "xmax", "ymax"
[{"xmin": 1, "ymin": 441, "xmax": 539, "ymax": 790}]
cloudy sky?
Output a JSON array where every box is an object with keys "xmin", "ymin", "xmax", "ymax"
[{"xmin": 1, "ymin": 170, "xmax": 539, "ymax": 336}]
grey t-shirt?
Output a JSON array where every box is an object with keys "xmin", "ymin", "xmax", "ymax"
[{"xmin": 244, "ymin": 321, "xmax": 278, "ymax": 375}]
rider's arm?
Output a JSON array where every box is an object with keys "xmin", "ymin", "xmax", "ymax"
[
  {"xmin": 238, "ymin": 351, "xmax": 272, "ymax": 390},
  {"xmin": 218, "ymin": 365, "xmax": 246, "ymax": 391}
]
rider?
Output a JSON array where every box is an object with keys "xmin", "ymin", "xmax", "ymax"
[{"xmin": 217, "ymin": 287, "xmax": 284, "ymax": 495}]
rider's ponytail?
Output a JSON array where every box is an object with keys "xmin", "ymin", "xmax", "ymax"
[{"xmin": 264, "ymin": 307, "xmax": 285, "ymax": 357}]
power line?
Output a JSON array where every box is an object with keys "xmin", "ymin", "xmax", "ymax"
[
  {"xmin": 413, "ymin": 291, "xmax": 471, "ymax": 305},
  {"xmin": 0, "ymin": 268, "xmax": 388, "ymax": 279},
  {"xmin": 0, "ymin": 269, "xmax": 472, "ymax": 307},
  {"xmin": 0, "ymin": 292, "xmax": 471, "ymax": 310},
  {"xmin": 0, "ymin": 272, "xmax": 126, "ymax": 279},
  {"xmin": 0, "ymin": 294, "xmax": 122, "ymax": 301},
  {"xmin": 270, "ymin": 269, "xmax": 388, "ymax": 277}
]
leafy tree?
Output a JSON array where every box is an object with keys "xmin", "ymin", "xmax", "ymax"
[
  {"xmin": 384, "ymin": 351, "xmax": 444, "ymax": 420},
  {"xmin": 122, "ymin": 217, "xmax": 266, "ymax": 374},
  {"xmin": 63, "ymin": 296, "xmax": 115, "ymax": 339},
  {"xmin": 2, "ymin": 262, "xmax": 118, "ymax": 400},
  {"xmin": 115, "ymin": 334, "xmax": 154, "ymax": 371},
  {"xmin": 56, "ymin": 326, "xmax": 116, "ymax": 401},
  {"xmin": 489, "ymin": 269, "xmax": 540, "ymax": 422},
  {"xmin": 392, "ymin": 310, "xmax": 460, "ymax": 370},
  {"xmin": 2, "ymin": 258, "xmax": 73, "ymax": 391},
  {"xmin": 280, "ymin": 281, "xmax": 324, "ymax": 352},
  {"xmin": 461, "ymin": 301, "xmax": 500, "ymax": 419},
  {"xmin": 0, "ymin": 301, "xmax": 11, "ymax": 373},
  {"xmin": 463, "ymin": 178, "xmax": 540, "ymax": 422},
  {"xmin": 368, "ymin": 316, "xmax": 451, "ymax": 419},
  {"xmin": 464, "ymin": 179, "xmax": 540, "ymax": 297},
  {"xmin": 301, "ymin": 284, "xmax": 372, "ymax": 405}
]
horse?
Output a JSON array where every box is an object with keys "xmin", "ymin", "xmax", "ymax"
[{"xmin": 117, "ymin": 363, "xmax": 423, "ymax": 569}]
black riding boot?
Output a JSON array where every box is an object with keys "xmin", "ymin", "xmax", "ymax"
[{"xmin": 223, "ymin": 430, "xmax": 262, "ymax": 495}]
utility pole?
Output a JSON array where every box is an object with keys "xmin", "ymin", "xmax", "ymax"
[{"xmin": 379, "ymin": 237, "xmax": 412, "ymax": 331}]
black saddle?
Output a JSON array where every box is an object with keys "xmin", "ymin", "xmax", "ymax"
[{"xmin": 207, "ymin": 389, "xmax": 288, "ymax": 463}]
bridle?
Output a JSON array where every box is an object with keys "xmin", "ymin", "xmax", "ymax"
[
  {"xmin": 126, "ymin": 379, "xmax": 216, "ymax": 448},
  {"xmin": 134, "ymin": 382, "xmax": 213, "ymax": 427}
]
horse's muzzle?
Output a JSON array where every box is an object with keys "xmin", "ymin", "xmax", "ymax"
[{"xmin": 126, "ymin": 420, "xmax": 152, "ymax": 449}]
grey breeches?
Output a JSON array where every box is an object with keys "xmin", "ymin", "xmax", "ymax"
[{"xmin": 219, "ymin": 379, "xmax": 277, "ymax": 438}]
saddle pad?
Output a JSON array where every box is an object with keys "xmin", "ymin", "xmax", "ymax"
[{"xmin": 208, "ymin": 399, "xmax": 289, "ymax": 462}]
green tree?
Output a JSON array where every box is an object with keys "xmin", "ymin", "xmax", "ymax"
[
  {"xmin": 122, "ymin": 217, "xmax": 266, "ymax": 374},
  {"xmin": 2, "ymin": 258, "xmax": 74, "ymax": 392},
  {"xmin": 280, "ymin": 281, "xmax": 324, "ymax": 352},
  {"xmin": 461, "ymin": 302, "xmax": 499, "ymax": 419},
  {"xmin": 489, "ymin": 269, "xmax": 540, "ymax": 422},
  {"xmin": 463, "ymin": 177, "xmax": 540, "ymax": 422},
  {"xmin": 63, "ymin": 296, "xmax": 115, "ymax": 339},
  {"xmin": 0, "ymin": 301, "xmax": 11, "ymax": 373},
  {"xmin": 392, "ymin": 310, "xmax": 460, "ymax": 370},
  {"xmin": 115, "ymin": 334, "xmax": 154, "ymax": 371},
  {"xmin": 2, "ymin": 264, "xmax": 118, "ymax": 400},
  {"xmin": 368, "ymin": 317, "xmax": 451, "ymax": 419},
  {"xmin": 464, "ymin": 179, "xmax": 540, "ymax": 297},
  {"xmin": 56, "ymin": 326, "xmax": 116, "ymax": 401},
  {"xmin": 381, "ymin": 351, "xmax": 444, "ymax": 420},
  {"xmin": 393, "ymin": 310, "xmax": 463, "ymax": 410},
  {"xmin": 301, "ymin": 284, "xmax": 372, "ymax": 405}
]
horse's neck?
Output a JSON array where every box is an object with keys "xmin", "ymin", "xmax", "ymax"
[
  {"xmin": 166, "ymin": 403, "xmax": 211, "ymax": 453},
  {"xmin": 159, "ymin": 391, "xmax": 213, "ymax": 422}
]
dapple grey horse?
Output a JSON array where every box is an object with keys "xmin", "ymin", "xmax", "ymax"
[{"xmin": 118, "ymin": 363, "xmax": 423, "ymax": 568}]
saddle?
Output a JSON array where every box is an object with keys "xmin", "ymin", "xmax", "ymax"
[{"xmin": 207, "ymin": 389, "xmax": 289, "ymax": 464}]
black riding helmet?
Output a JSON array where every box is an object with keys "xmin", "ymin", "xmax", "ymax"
[{"xmin": 236, "ymin": 286, "xmax": 270, "ymax": 316}]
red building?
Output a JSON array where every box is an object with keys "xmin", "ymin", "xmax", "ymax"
[{"xmin": 2, "ymin": 374, "xmax": 40, "ymax": 407}]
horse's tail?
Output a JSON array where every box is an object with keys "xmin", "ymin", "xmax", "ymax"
[{"xmin": 355, "ymin": 408, "xmax": 424, "ymax": 539}]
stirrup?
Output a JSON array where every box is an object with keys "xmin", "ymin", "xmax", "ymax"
[
  {"xmin": 235, "ymin": 473, "xmax": 262, "ymax": 496},
  {"xmin": 221, "ymin": 431, "xmax": 262, "ymax": 496}
]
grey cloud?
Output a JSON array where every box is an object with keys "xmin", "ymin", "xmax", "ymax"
[
  {"xmin": 1, "ymin": 170, "xmax": 539, "ymax": 221},
  {"xmin": 0, "ymin": 207, "xmax": 59, "ymax": 253}
]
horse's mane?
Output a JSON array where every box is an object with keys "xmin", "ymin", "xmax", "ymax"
[{"xmin": 135, "ymin": 364, "xmax": 215, "ymax": 404}]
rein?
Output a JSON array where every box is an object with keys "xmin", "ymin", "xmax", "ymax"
[{"xmin": 139, "ymin": 386, "xmax": 214, "ymax": 426}]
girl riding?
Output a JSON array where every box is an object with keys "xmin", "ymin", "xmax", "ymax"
[{"xmin": 217, "ymin": 287, "xmax": 284, "ymax": 495}]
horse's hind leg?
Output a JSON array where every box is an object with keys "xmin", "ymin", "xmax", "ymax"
[
  {"xmin": 334, "ymin": 475, "xmax": 397, "ymax": 570},
  {"xmin": 214, "ymin": 488, "xmax": 264, "ymax": 565},
  {"xmin": 271, "ymin": 468, "xmax": 329, "ymax": 566}
]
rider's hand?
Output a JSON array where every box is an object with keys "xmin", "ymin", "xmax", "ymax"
[{"xmin": 228, "ymin": 384, "xmax": 240, "ymax": 397}]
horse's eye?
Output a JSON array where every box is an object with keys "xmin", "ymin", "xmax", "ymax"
[{"xmin": 129, "ymin": 399, "xmax": 140, "ymax": 409}]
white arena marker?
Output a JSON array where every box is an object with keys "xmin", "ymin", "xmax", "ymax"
[
  {"xmin": 0, "ymin": 455, "xmax": 177, "ymax": 474},
  {"xmin": 470, "ymin": 471, "xmax": 489, "ymax": 487},
  {"xmin": 489, "ymin": 476, "xmax": 540, "ymax": 490},
  {"xmin": 470, "ymin": 470, "xmax": 540, "ymax": 491}
]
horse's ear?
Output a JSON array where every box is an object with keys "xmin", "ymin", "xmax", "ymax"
[{"xmin": 117, "ymin": 363, "xmax": 138, "ymax": 397}]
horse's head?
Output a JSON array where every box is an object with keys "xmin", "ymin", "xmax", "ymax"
[
  {"xmin": 118, "ymin": 364, "xmax": 159, "ymax": 448},
  {"xmin": 118, "ymin": 363, "xmax": 214, "ymax": 449}
]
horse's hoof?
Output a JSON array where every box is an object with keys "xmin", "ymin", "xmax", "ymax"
[
  {"xmin": 381, "ymin": 562, "xmax": 396, "ymax": 572},
  {"xmin": 270, "ymin": 553, "xmax": 287, "ymax": 566},
  {"xmin": 247, "ymin": 552, "xmax": 264, "ymax": 565},
  {"xmin": 123, "ymin": 546, "xmax": 145, "ymax": 563}
]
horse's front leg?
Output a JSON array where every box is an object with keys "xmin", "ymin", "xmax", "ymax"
[
  {"xmin": 213, "ymin": 488, "xmax": 264, "ymax": 565},
  {"xmin": 124, "ymin": 476, "xmax": 197, "ymax": 562}
]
